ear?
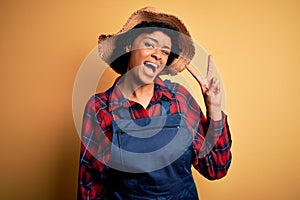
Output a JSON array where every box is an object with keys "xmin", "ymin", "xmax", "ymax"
[{"xmin": 125, "ymin": 45, "xmax": 131, "ymax": 53}]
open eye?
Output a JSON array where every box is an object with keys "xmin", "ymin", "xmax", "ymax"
[{"xmin": 144, "ymin": 42, "xmax": 155, "ymax": 48}]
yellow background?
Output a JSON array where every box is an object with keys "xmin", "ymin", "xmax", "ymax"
[{"xmin": 1, "ymin": 0, "xmax": 300, "ymax": 199}]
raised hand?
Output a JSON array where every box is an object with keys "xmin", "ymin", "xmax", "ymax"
[{"xmin": 186, "ymin": 55, "xmax": 222, "ymax": 121}]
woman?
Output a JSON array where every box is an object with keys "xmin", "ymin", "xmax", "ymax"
[{"xmin": 78, "ymin": 7, "xmax": 232, "ymax": 200}]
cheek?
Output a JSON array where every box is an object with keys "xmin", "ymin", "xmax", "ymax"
[
  {"xmin": 139, "ymin": 48, "xmax": 152, "ymax": 57},
  {"xmin": 134, "ymin": 49, "xmax": 151, "ymax": 61},
  {"xmin": 161, "ymin": 56, "xmax": 169, "ymax": 65},
  {"xmin": 164, "ymin": 56, "xmax": 169, "ymax": 63},
  {"xmin": 128, "ymin": 50, "xmax": 147, "ymax": 66}
]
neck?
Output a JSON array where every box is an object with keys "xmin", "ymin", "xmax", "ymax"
[
  {"xmin": 131, "ymin": 84, "xmax": 154, "ymax": 99},
  {"xmin": 117, "ymin": 75, "xmax": 155, "ymax": 108}
]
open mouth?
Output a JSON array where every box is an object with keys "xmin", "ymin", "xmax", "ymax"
[{"xmin": 144, "ymin": 62, "xmax": 158, "ymax": 73}]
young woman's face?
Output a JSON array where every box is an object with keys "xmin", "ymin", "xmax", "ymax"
[{"xmin": 125, "ymin": 31, "xmax": 172, "ymax": 83}]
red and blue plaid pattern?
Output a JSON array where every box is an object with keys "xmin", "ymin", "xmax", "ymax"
[{"xmin": 78, "ymin": 77, "xmax": 232, "ymax": 199}]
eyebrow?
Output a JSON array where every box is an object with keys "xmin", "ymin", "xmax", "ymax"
[{"xmin": 144, "ymin": 36, "xmax": 171, "ymax": 50}]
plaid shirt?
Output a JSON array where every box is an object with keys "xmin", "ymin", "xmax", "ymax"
[{"xmin": 78, "ymin": 77, "xmax": 232, "ymax": 200}]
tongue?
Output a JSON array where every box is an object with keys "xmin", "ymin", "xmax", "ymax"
[{"xmin": 145, "ymin": 63, "xmax": 156, "ymax": 72}]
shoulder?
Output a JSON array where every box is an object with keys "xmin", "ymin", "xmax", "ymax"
[
  {"xmin": 84, "ymin": 86, "xmax": 113, "ymax": 113},
  {"xmin": 164, "ymin": 79, "xmax": 193, "ymax": 100}
]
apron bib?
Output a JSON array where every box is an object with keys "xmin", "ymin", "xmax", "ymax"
[{"xmin": 106, "ymin": 99, "xmax": 198, "ymax": 200}]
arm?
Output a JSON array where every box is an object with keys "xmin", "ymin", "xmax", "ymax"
[
  {"xmin": 192, "ymin": 111, "xmax": 232, "ymax": 180},
  {"xmin": 78, "ymin": 145, "xmax": 106, "ymax": 199},
  {"xmin": 185, "ymin": 55, "xmax": 232, "ymax": 180},
  {"xmin": 77, "ymin": 96, "xmax": 110, "ymax": 199}
]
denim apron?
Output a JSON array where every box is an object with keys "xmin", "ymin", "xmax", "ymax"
[{"xmin": 106, "ymin": 94, "xmax": 199, "ymax": 199}]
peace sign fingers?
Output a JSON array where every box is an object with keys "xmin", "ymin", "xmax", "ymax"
[
  {"xmin": 185, "ymin": 55, "xmax": 215, "ymax": 93},
  {"xmin": 206, "ymin": 55, "xmax": 214, "ymax": 80},
  {"xmin": 185, "ymin": 64, "xmax": 208, "ymax": 93},
  {"xmin": 185, "ymin": 55, "xmax": 222, "ymax": 120}
]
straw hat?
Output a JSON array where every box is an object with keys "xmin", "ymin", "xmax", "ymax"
[{"xmin": 98, "ymin": 7, "xmax": 195, "ymax": 75}]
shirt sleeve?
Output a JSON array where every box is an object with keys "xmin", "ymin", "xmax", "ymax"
[
  {"xmin": 77, "ymin": 96, "xmax": 111, "ymax": 200},
  {"xmin": 192, "ymin": 112, "xmax": 232, "ymax": 180},
  {"xmin": 172, "ymin": 83, "xmax": 232, "ymax": 180}
]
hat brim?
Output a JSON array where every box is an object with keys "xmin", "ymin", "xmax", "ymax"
[{"xmin": 98, "ymin": 7, "xmax": 195, "ymax": 75}]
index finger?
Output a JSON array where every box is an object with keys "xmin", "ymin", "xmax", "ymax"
[
  {"xmin": 185, "ymin": 64, "xmax": 206, "ymax": 87},
  {"xmin": 206, "ymin": 55, "xmax": 214, "ymax": 79}
]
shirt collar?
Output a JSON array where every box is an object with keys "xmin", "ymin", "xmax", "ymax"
[{"xmin": 107, "ymin": 76, "xmax": 173, "ymax": 112}]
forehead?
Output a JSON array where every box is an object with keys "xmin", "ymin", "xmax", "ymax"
[{"xmin": 133, "ymin": 31, "xmax": 172, "ymax": 46}]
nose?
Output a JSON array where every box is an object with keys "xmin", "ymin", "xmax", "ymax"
[{"xmin": 151, "ymin": 49, "xmax": 162, "ymax": 60}]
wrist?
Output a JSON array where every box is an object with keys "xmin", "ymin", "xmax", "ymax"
[{"xmin": 207, "ymin": 106, "xmax": 222, "ymax": 121}]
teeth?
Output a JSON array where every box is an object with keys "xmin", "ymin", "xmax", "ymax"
[{"xmin": 144, "ymin": 62, "xmax": 158, "ymax": 69}]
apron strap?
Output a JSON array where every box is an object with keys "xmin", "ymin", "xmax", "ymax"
[
  {"xmin": 159, "ymin": 97, "xmax": 171, "ymax": 116},
  {"xmin": 113, "ymin": 107, "xmax": 132, "ymax": 119}
]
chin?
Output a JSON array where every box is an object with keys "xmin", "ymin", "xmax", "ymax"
[
  {"xmin": 126, "ymin": 65, "xmax": 157, "ymax": 85},
  {"xmin": 137, "ymin": 74, "xmax": 156, "ymax": 85}
]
